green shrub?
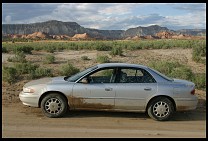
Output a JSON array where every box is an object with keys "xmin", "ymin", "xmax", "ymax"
[
  {"xmin": 111, "ymin": 47, "xmax": 123, "ymax": 56},
  {"xmin": 14, "ymin": 62, "xmax": 39, "ymax": 75},
  {"xmin": 192, "ymin": 41, "xmax": 206, "ymax": 63},
  {"xmin": 148, "ymin": 60, "xmax": 192, "ymax": 80},
  {"xmin": 45, "ymin": 46, "xmax": 55, "ymax": 53},
  {"xmin": 60, "ymin": 63, "xmax": 80, "ymax": 76},
  {"xmin": 169, "ymin": 66, "xmax": 193, "ymax": 80},
  {"xmin": 148, "ymin": 61, "xmax": 181, "ymax": 75},
  {"xmin": 44, "ymin": 54, "xmax": 55, "ymax": 64},
  {"xmin": 102, "ymin": 69, "xmax": 113, "ymax": 76},
  {"xmin": 29, "ymin": 68, "xmax": 53, "ymax": 79},
  {"xmin": 81, "ymin": 56, "xmax": 90, "ymax": 60},
  {"xmin": 15, "ymin": 45, "xmax": 33, "ymax": 54},
  {"xmin": 192, "ymin": 73, "xmax": 206, "ymax": 90},
  {"xmin": 94, "ymin": 42, "xmax": 112, "ymax": 51},
  {"xmin": 148, "ymin": 60, "xmax": 206, "ymax": 90},
  {"xmin": 2, "ymin": 46, "xmax": 8, "ymax": 53},
  {"xmin": 7, "ymin": 51, "xmax": 27, "ymax": 63},
  {"xmin": 96, "ymin": 55, "xmax": 110, "ymax": 63},
  {"xmin": 2, "ymin": 40, "xmax": 206, "ymax": 53},
  {"xmin": 2, "ymin": 66, "xmax": 18, "ymax": 84}
]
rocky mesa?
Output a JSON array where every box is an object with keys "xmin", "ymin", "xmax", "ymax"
[{"xmin": 2, "ymin": 20, "xmax": 206, "ymax": 40}]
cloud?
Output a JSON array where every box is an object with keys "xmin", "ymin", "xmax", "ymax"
[
  {"xmin": 5, "ymin": 15, "xmax": 11, "ymax": 23},
  {"xmin": 2, "ymin": 3, "xmax": 206, "ymax": 30},
  {"xmin": 163, "ymin": 12, "xmax": 206, "ymax": 29},
  {"xmin": 172, "ymin": 3, "xmax": 206, "ymax": 12},
  {"xmin": 98, "ymin": 3, "xmax": 137, "ymax": 15}
]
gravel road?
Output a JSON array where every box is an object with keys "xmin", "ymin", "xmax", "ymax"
[{"xmin": 2, "ymin": 102, "xmax": 206, "ymax": 138}]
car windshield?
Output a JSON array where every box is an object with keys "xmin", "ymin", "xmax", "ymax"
[
  {"xmin": 67, "ymin": 65, "xmax": 98, "ymax": 82},
  {"xmin": 149, "ymin": 67, "xmax": 173, "ymax": 81}
]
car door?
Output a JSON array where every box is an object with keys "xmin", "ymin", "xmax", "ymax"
[
  {"xmin": 72, "ymin": 67, "xmax": 117, "ymax": 110},
  {"xmin": 115, "ymin": 67, "xmax": 157, "ymax": 111}
]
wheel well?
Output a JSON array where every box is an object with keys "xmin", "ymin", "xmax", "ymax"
[
  {"xmin": 38, "ymin": 91, "xmax": 68, "ymax": 107},
  {"xmin": 146, "ymin": 95, "xmax": 176, "ymax": 112}
]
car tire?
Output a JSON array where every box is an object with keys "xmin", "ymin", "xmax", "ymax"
[
  {"xmin": 41, "ymin": 93, "xmax": 68, "ymax": 118},
  {"xmin": 147, "ymin": 97, "xmax": 174, "ymax": 121}
]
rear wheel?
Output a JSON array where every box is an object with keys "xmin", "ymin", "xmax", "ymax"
[
  {"xmin": 147, "ymin": 97, "xmax": 174, "ymax": 121},
  {"xmin": 41, "ymin": 93, "xmax": 68, "ymax": 118}
]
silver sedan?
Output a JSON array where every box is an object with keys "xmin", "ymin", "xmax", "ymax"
[{"xmin": 19, "ymin": 63, "xmax": 198, "ymax": 121}]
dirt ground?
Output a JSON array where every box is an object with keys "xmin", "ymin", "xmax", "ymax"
[{"xmin": 2, "ymin": 48, "xmax": 206, "ymax": 138}]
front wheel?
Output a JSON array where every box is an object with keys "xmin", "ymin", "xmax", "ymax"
[
  {"xmin": 41, "ymin": 93, "xmax": 68, "ymax": 118},
  {"xmin": 147, "ymin": 97, "xmax": 174, "ymax": 121}
]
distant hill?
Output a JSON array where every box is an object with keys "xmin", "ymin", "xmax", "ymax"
[
  {"xmin": 2, "ymin": 20, "xmax": 123, "ymax": 39},
  {"xmin": 175, "ymin": 29, "xmax": 206, "ymax": 36},
  {"xmin": 2, "ymin": 20, "xmax": 206, "ymax": 40},
  {"xmin": 122, "ymin": 25, "xmax": 170, "ymax": 37}
]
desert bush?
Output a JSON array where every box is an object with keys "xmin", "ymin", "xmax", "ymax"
[
  {"xmin": 29, "ymin": 68, "xmax": 53, "ymax": 79},
  {"xmin": 148, "ymin": 60, "xmax": 191, "ymax": 80},
  {"xmin": 2, "ymin": 46, "xmax": 8, "ymax": 53},
  {"xmin": 45, "ymin": 46, "xmax": 55, "ymax": 53},
  {"xmin": 33, "ymin": 46, "xmax": 42, "ymax": 51},
  {"xmin": 2, "ymin": 40, "xmax": 206, "ymax": 52},
  {"xmin": 192, "ymin": 73, "xmax": 206, "ymax": 90},
  {"xmin": 15, "ymin": 45, "xmax": 33, "ymax": 54},
  {"xmin": 96, "ymin": 55, "xmax": 110, "ymax": 63},
  {"xmin": 60, "ymin": 63, "xmax": 80, "ymax": 76},
  {"xmin": 169, "ymin": 66, "xmax": 193, "ymax": 80},
  {"xmin": 148, "ymin": 60, "xmax": 206, "ymax": 90},
  {"xmin": 148, "ymin": 61, "xmax": 181, "ymax": 75},
  {"xmin": 192, "ymin": 41, "xmax": 206, "ymax": 63},
  {"xmin": 111, "ymin": 46, "xmax": 123, "ymax": 56},
  {"xmin": 14, "ymin": 62, "xmax": 39, "ymax": 75},
  {"xmin": 94, "ymin": 42, "xmax": 112, "ymax": 51},
  {"xmin": 81, "ymin": 56, "xmax": 90, "ymax": 60},
  {"xmin": 44, "ymin": 54, "xmax": 55, "ymax": 64},
  {"xmin": 7, "ymin": 51, "xmax": 27, "ymax": 63},
  {"xmin": 2, "ymin": 66, "xmax": 18, "ymax": 84}
]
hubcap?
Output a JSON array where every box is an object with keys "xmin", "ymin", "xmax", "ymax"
[
  {"xmin": 45, "ymin": 98, "xmax": 62, "ymax": 114},
  {"xmin": 153, "ymin": 101, "xmax": 169, "ymax": 117}
]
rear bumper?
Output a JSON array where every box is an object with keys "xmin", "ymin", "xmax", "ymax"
[
  {"xmin": 175, "ymin": 96, "xmax": 198, "ymax": 111},
  {"xmin": 19, "ymin": 91, "xmax": 39, "ymax": 107}
]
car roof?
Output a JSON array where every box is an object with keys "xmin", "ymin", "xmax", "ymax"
[{"xmin": 97, "ymin": 63, "xmax": 148, "ymax": 69}]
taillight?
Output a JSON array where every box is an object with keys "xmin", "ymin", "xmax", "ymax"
[{"xmin": 191, "ymin": 89, "xmax": 195, "ymax": 95}]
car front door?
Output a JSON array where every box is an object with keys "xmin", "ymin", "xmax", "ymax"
[
  {"xmin": 71, "ymin": 67, "xmax": 117, "ymax": 110},
  {"xmin": 115, "ymin": 67, "xmax": 157, "ymax": 111}
]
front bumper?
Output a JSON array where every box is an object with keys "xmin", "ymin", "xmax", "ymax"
[{"xmin": 19, "ymin": 91, "xmax": 39, "ymax": 107}]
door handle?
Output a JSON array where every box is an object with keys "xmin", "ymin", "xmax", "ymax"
[
  {"xmin": 144, "ymin": 87, "xmax": 152, "ymax": 91},
  {"xmin": 105, "ymin": 88, "xmax": 113, "ymax": 91}
]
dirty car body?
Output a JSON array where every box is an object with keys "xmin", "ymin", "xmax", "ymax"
[{"xmin": 19, "ymin": 63, "xmax": 198, "ymax": 121}]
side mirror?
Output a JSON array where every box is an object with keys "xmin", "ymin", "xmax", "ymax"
[{"xmin": 81, "ymin": 78, "xmax": 88, "ymax": 84}]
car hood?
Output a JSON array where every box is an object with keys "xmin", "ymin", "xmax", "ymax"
[
  {"xmin": 50, "ymin": 76, "xmax": 66, "ymax": 83},
  {"xmin": 173, "ymin": 78, "xmax": 195, "ymax": 86},
  {"xmin": 24, "ymin": 76, "xmax": 66, "ymax": 87}
]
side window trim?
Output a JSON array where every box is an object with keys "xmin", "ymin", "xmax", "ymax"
[
  {"xmin": 116, "ymin": 67, "xmax": 157, "ymax": 83},
  {"xmin": 79, "ymin": 67, "xmax": 118, "ymax": 84}
]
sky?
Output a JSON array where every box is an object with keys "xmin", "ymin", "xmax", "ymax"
[{"xmin": 2, "ymin": 3, "xmax": 206, "ymax": 30}]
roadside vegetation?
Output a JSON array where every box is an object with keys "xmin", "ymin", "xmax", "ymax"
[
  {"xmin": 2, "ymin": 39, "xmax": 206, "ymax": 90},
  {"xmin": 2, "ymin": 39, "xmax": 205, "ymax": 63},
  {"xmin": 60, "ymin": 62, "xmax": 80, "ymax": 76},
  {"xmin": 148, "ymin": 61, "xmax": 206, "ymax": 90},
  {"xmin": 96, "ymin": 55, "xmax": 110, "ymax": 63},
  {"xmin": 43, "ymin": 54, "xmax": 55, "ymax": 64},
  {"xmin": 2, "ymin": 39, "xmax": 205, "ymax": 52}
]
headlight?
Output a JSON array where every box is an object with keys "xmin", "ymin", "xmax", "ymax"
[{"xmin": 23, "ymin": 87, "xmax": 35, "ymax": 93}]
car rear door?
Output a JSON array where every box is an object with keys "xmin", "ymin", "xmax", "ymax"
[{"xmin": 114, "ymin": 67, "xmax": 157, "ymax": 111}]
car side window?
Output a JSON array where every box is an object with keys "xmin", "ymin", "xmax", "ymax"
[
  {"xmin": 87, "ymin": 68, "xmax": 115, "ymax": 83},
  {"xmin": 118, "ymin": 68, "xmax": 156, "ymax": 83}
]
